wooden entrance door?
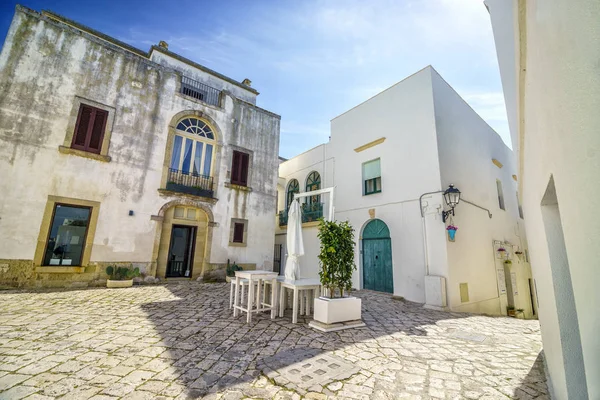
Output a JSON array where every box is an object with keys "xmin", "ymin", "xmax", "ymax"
[
  {"xmin": 362, "ymin": 219, "xmax": 393, "ymax": 293},
  {"xmin": 166, "ymin": 225, "xmax": 196, "ymax": 278}
]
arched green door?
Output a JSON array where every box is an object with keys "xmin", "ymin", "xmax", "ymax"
[{"xmin": 362, "ymin": 219, "xmax": 393, "ymax": 293}]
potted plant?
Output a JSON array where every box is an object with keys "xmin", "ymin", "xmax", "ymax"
[
  {"xmin": 497, "ymin": 247, "xmax": 506, "ymax": 253},
  {"xmin": 504, "ymin": 260, "xmax": 512, "ymax": 265},
  {"xmin": 225, "ymin": 260, "xmax": 243, "ymax": 283},
  {"xmin": 106, "ymin": 264, "xmax": 140, "ymax": 288},
  {"xmin": 446, "ymin": 225, "xmax": 458, "ymax": 242},
  {"xmin": 507, "ymin": 306, "xmax": 516, "ymax": 317},
  {"xmin": 516, "ymin": 308, "xmax": 525, "ymax": 319},
  {"xmin": 312, "ymin": 219, "xmax": 362, "ymax": 326}
]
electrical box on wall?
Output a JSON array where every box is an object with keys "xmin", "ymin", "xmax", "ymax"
[{"xmin": 424, "ymin": 275, "xmax": 447, "ymax": 309}]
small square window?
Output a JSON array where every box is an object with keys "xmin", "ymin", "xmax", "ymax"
[
  {"xmin": 186, "ymin": 209, "xmax": 196, "ymax": 220},
  {"xmin": 174, "ymin": 207, "xmax": 185, "ymax": 219},
  {"xmin": 229, "ymin": 218, "xmax": 248, "ymax": 246},
  {"xmin": 72, "ymin": 104, "xmax": 108, "ymax": 154}
]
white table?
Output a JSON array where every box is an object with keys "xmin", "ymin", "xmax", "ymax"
[
  {"xmin": 233, "ymin": 270, "xmax": 278, "ymax": 323},
  {"xmin": 278, "ymin": 278, "xmax": 322, "ymax": 323}
]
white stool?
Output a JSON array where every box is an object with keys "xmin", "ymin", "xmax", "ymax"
[{"xmin": 229, "ymin": 279, "xmax": 259, "ymax": 309}]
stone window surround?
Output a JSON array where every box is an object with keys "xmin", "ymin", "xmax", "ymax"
[
  {"xmin": 226, "ymin": 145, "xmax": 254, "ymax": 191},
  {"xmin": 33, "ymin": 195, "xmax": 101, "ymax": 273},
  {"xmin": 58, "ymin": 96, "xmax": 116, "ymax": 162},
  {"xmin": 229, "ymin": 218, "xmax": 248, "ymax": 247}
]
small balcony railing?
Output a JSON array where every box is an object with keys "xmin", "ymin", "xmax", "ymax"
[
  {"xmin": 166, "ymin": 168, "xmax": 214, "ymax": 198},
  {"xmin": 181, "ymin": 76, "xmax": 221, "ymax": 107},
  {"xmin": 278, "ymin": 202, "xmax": 324, "ymax": 226}
]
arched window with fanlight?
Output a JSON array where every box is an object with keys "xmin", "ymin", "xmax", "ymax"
[
  {"xmin": 305, "ymin": 171, "xmax": 321, "ymax": 205},
  {"xmin": 286, "ymin": 179, "xmax": 299, "ymax": 209},
  {"xmin": 170, "ymin": 117, "xmax": 215, "ymax": 177}
]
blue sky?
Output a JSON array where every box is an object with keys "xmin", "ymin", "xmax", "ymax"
[{"xmin": 0, "ymin": 0, "xmax": 510, "ymax": 158}]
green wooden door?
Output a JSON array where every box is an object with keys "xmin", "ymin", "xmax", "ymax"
[{"xmin": 362, "ymin": 219, "xmax": 393, "ymax": 293}]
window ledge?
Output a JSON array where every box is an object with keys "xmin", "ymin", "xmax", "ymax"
[
  {"xmin": 35, "ymin": 266, "xmax": 85, "ymax": 274},
  {"xmin": 157, "ymin": 188, "xmax": 218, "ymax": 203},
  {"xmin": 364, "ymin": 191, "xmax": 382, "ymax": 196},
  {"xmin": 224, "ymin": 182, "xmax": 252, "ymax": 192},
  {"xmin": 58, "ymin": 146, "xmax": 111, "ymax": 162},
  {"xmin": 228, "ymin": 242, "xmax": 247, "ymax": 247}
]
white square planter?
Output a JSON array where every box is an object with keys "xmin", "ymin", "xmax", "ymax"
[{"xmin": 313, "ymin": 296, "xmax": 362, "ymax": 324}]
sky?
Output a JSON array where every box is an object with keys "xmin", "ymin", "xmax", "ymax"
[{"xmin": 0, "ymin": 0, "xmax": 510, "ymax": 158}]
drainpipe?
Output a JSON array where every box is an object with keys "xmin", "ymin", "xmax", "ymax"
[{"xmin": 419, "ymin": 190, "xmax": 444, "ymax": 276}]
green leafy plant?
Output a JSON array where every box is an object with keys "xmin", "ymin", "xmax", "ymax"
[
  {"xmin": 317, "ymin": 219, "xmax": 356, "ymax": 298},
  {"xmin": 504, "ymin": 260, "xmax": 512, "ymax": 264},
  {"xmin": 226, "ymin": 260, "xmax": 243, "ymax": 277},
  {"xmin": 106, "ymin": 264, "xmax": 140, "ymax": 281}
]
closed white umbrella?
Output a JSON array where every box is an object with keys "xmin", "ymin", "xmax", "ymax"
[{"xmin": 284, "ymin": 200, "xmax": 304, "ymax": 280}]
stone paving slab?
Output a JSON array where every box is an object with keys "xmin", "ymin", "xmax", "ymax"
[{"xmin": 0, "ymin": 283, "xmax": 548, "ymax": 399}]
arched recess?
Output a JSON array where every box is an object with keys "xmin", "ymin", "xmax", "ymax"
[
  {"xmin": 151, "ymin": 198, "xmax": 215, "ymax": 280},
  {"xmin": 160, "ymin": 110, "xmax": 224, "ymax": 192},
  {"xmin": 305, "ymin": 171, "xmax": 321, "ymax": 205},
  {"xmin": 362, "ymin": 219, "xmax": 394, "ymax": 293}
]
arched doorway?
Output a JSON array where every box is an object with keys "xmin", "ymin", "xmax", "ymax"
[
  {"xmin": 362, "ymin": 219, "xmax": 393, "ymax": 293},
  {"xmin": 156, "ymin": 205, "xmax": 209, "ymax": 279}
]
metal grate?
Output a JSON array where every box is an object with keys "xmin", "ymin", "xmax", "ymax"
[{"xmin": 181, "ymin": 76, "xmax": 221, "ymax": 106}]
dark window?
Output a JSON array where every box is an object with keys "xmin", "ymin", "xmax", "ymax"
[
  {"xmin": 233, "ymin": 222, "xmax": 245, "ymax": 243},
  {"xmin": 72, "ymin": 104, "xmax": 108, "ymax": 154},
  {"xmin": 496, "ymin": 179, "xmax": 505, "ymax": 210},
  {"xmin": 43, "ymin": 204, "xmax": 91, "ymax": 266},
  {"xmin": 231, "ymin": 151, "xmax": 250, "ymax": 186},
  {"xmin": 364, "ymin": 177, "xmax": 382, "ymax": 195},
  {"xmin": 287, "ymin": 179, "xmax": 299, "ymax": 209}
]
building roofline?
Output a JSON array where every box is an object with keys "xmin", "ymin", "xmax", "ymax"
[
  {"xmin": 37, "ymin": 6, "xmax": 259, "ymax": 96},
  {"xmin": 331, "ymin": 65, "xmax": 433, "ymax": 121},
  {"xmin": 149, "ymin": 46, "xmax": 259, "ymax": 95}
]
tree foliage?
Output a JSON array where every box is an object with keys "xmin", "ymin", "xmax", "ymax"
[{"xmin": 317, "ymin": 219, "xmax": 356, "ymax": 298}]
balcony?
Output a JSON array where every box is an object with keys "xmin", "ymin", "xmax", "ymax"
[
  {"xmin": 165, "ymin": 168, "xmax": 214, "ymax": 198},
  {"xmin": 278, "ymin": 202, "xmax": 324, "ymax": 226},
  {"xmin": 181, "ymin": 76, "xmax": 221, "ymax": 107}
]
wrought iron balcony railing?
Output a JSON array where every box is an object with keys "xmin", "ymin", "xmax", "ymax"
[
  {"xmin": 181, "ymin": 76, "xmax": 221, "ymax": 107},
  {"xmin": 166, "ymin": 168, "xmax": 214, "ymax": 198},
  {"xmin": 278, "ymin": 202, "xmax": 324, "ymax": 226}
]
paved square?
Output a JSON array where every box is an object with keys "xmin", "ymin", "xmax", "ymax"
[{"xmin": 0, "ymin": 282, "xmax": 548, "ymax": 399}]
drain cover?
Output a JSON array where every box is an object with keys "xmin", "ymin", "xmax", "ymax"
[
  {"xmin": 449, "ymin": 330, "xmax": 488, "ymax": 342},
  {"xmin": 259, "ymin": 348, "xmax": 359, "ymax": 391}
]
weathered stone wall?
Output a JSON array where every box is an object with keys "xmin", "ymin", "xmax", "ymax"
[{"xmin": 0, "ymin": 6, "xmax": 280, "ymax": 288}]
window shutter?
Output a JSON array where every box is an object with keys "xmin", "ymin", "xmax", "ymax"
[
  {"xmin": 73, "ymin": 105, "xmax": 93, "ymax": 148},
  {"xmin": 231, "ymin": 151, "xmax": 241, "ymax": 184},
  {"xmin": 363, "ymin": 159, "xmax": 381, "ymax": 180},
  {"xmin": 233, "ymin": 223, "xmax": 244, "ymax": 243},
  {"xmin": 88, "ymin": 109, "xmax": 107, "ymax": 153},
  {"xmin": 240, "ymin": 153, "xmax": 249, "ymax": 186}
]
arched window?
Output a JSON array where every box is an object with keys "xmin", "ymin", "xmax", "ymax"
[
  {"xmin": 287, "ymin": 179, "xmax": 299, "ymax": 209},
  {"xmin": 170, "ymin": 117, "xmax": 215, "ymax": 176},
  {"xmin": 306, "ymin": 171, "xmax": 321, "ymax": 205}
]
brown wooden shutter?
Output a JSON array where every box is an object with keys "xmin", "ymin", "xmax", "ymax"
[
  {"xmin": 233, "ymin": 223, "xmax": 244, "ymax": 243},
  {"xmin": 88, "ymin": 109, "xmax": 107, "ymax": 153},
  {"xmin": 72, "ymin": 105, "xmax": 93, "ymax": 149},
  {"xmin": 240, "ymin": 152, "xmax": 249, "ymax": 186},
  {"xmin": 231, "ymin": 151, "xmax": 241, "ymax": 184}
]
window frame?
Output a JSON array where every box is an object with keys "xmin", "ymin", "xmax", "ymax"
[
  {"xmin": 42, "ymin": 203, "xmax": 92, "ymax": 267},
  {"xmin": 496, "ymin": 179, "xmax": 505, "ymax": 210},
  {"xmin": 229, "ymin": 218, "xmax": 248, "ymax": 246},
  {"xmin": 231, "ymin": 150, "xmax": 250, "ymax": 186},
  {"xmin": 305, "ymin": 171, "xmax": 321, "ymax": 205},
  {"xmin": 170, "ymin": 117, "xmax": 216, "ymax": 177},
  {"xmin": 33, "ymin": 196, "xmax": 101, "ymax": 271},
  {"xmin": 287, "ymin": 179, "xmax": 300, "ymax": 209},
  {"xmin": 362, "ymin": 158, "xmax": 382, "ymax": 196},
  {"xmin": 232, "ymin": 223, "xmax": 245, "ymax": 243},
  {"xmin": 71, "ymin": 104, "xmax": 108, "ymax": 154}
]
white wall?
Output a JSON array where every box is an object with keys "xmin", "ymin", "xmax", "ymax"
[
  {"xmin": 431, "ymin": 69, "xmax": 533, "ymax": 316},
  {"xmin": 486, "ymin": 1, "xmax": 600, "ymax": 398}
]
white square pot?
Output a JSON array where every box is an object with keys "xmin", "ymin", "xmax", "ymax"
[{"xmin": 313, "ymin": 296, "xmax": 362, "ymax": 324}]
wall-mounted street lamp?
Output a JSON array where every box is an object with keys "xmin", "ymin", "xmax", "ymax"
[{"xmin": 442, "ymin": 184, "xmax": 461, "ymax": 223}]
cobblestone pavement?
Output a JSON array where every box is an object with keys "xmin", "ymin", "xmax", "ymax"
[{"xmin": 0, "ymin": 282, "xmax": 548, "ymax": 399}]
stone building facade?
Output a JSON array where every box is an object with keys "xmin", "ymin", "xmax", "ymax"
[{"xmin": 0, "ymin": 6, "xmax": 280, "ymax": 288}]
